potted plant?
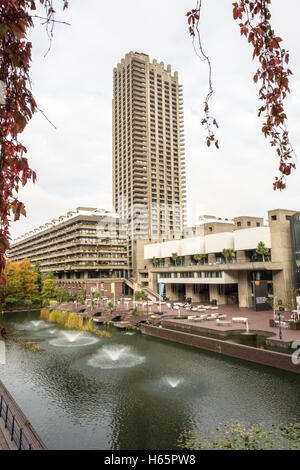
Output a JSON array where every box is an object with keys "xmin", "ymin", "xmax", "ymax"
[
  {"xmin": 171, "ymin": 252, "xmax": 179, "ymax": 265},
  {"xmin": 256, "ymin": 241, "xmax": 270, "ymax": 262},
  {"xmin": 193, "ymin": 253, "xmax": 207, "ymax": 265}
]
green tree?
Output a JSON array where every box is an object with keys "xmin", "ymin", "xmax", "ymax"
[
  {"xmin": 222, "ymin": 248, "xmax": 235, "ymax": 263},
  {"xmin": 171, "ymin": 252, "xmax": 179, "ymax": 264},
  {"xmin": 55, "ymin": 287, "xmax": 70, "ymax": 303},
  {"xmin": 130, "ymin": 307, "xmax": 141, "ymax": 317},
  {"xmin": 41, "ymin": 278, "xmax": 57, "ymax": 300},
  {"xmin": 77, "ymin": 289, "xmax": 86, "ymax": 304},
  {"xmin": 107, "ymin": 301, "xmax": 116, "ymax": 314},
  {"xmin": 41, "ymin": 271, "xmax": 55, "ymax": 282},
  {"xmin": 20, "ymin": 259, "xmax": 39, "ymax": 299},
  {"xmin": 193, "ymin": 254, "xmax": 207, "ymax": 265},
  {"xmin": 34, "ymin": 262, "xmax": 42, "ymax": 295},
  {"xmin": 135, "ymin": 290, "xmax": 148, "ymax": 301},
  {"xmin": 5, "ymin": 260, "xmax": 23, "ymax": 298},
  {"xmin": 5, "ymin": 259, "xmax": 39, "ymax": 300},
  {"xmin": 256, "ymin": 241, "xmax": 270, "ymax": 262}
]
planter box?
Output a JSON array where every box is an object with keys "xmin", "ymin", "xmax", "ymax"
[{"xmin": 290, "ymin": 321, "xmax": 300, "ymax": 330}]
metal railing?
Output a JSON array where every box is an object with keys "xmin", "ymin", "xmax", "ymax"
[
  {"xmin": 0, "ymin": 395, "xmax": 33, "ymax": 450},
  {"xmin": 153, "ymin": 258, "xmax": 273, "ymax": 268}
]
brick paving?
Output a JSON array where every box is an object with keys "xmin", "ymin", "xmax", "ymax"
[
  {"xmin": 56, "ymin": 299, "xmax": 300, "ymax": 348},
  {"xmin": 161, "ymin": 304, "xmax": 300, "ymax": 347}
]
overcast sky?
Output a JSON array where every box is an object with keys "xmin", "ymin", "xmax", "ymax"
[{"xmin": 10, "ymin": 0, "xmax": 300, "ymax": 239}]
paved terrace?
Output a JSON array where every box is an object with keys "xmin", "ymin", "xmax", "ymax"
[
  {"xmin": 57, "ymin": 299, "xmax": 300, "ymax": 348},
  {"xmin": 161, "ymin": 305, "xmax": 300, "ymax": 348}
]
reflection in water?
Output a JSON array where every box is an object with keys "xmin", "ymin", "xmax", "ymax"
[{"xmin": 0, "ymin": 311, "xmax": 300, "ymax": 450}]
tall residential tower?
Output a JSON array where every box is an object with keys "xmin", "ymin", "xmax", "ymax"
[{"xmin": 112, "ymin": 51, "xmax": 186, "ymax": 271}]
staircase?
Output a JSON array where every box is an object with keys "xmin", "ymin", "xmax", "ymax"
[{"xmin": 124, "ymin": 278, "xmax": 162, "ymax": 301}]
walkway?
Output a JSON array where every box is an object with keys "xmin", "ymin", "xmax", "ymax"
[
  {"xmin": 161, "ymin": 305, "xmax": 300, "ymax": 348},
  {"xmin": 0, "ymin": 380, "xmax": 47, "ymax": 450},
  {"xmin": 0, "ymin": 419, "xmax": 17, "ymax": 450}
]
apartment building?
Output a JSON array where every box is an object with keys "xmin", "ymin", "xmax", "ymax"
[
  {"xmin": 141, "ymin": 209, "xmax": 299, "ymax": 308},
  {"xmin": 112, "ymin": 51, "xmax": 186, "ymax": 273},
  {"xmin": 8, "ymin": 207, "xmax": 129, "ymax": 297}
]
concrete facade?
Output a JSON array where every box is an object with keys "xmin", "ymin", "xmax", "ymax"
[
  {"xmin": 112, "ymin": 51, "xmax": 186, "ymax": 273},
  {"xmin": 8, "ymin": 208, "xmax": 129, "ymax": 295},
  {"xmin": 142, "ymin": 209, "xmax": 298, "ymax": 308}
]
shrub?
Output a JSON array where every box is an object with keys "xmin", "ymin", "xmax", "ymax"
[
  {"xmin": 40, "ymin": 308, "xmax": 50, "ymax": 320},
  {"xmin": 135, "ymin": 290, "xmax": 148, "ymax": 301},
  {"xmin": 40, "ymin": 308, "xmax": 111, "ymax": 338},
  {"xmin": 23, "ymin": 341, "xmax": 45, "ymax": 352},
  {"xmin": 177, "ymin": 421, "xmax": 300, "ymax": 450},
  {"xmin": 4, "ymin": 297, "xmax": 20, "ymax": 306}
]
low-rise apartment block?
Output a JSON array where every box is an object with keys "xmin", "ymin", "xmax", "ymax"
[
  {"xmin": 8, "ymin": 207, "xmax": 129, "ymax": 297},
  {"xmin": 141, "ymin": 209, "xmax": 300, "ymax": 307}
]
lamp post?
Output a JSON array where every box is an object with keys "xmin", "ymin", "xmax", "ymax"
[
  {"xmin": 278, "ymin": 310, "xmax": 283, "ymax": 340},
  {"xmin": 278, "ymin": 299, "xmax": 283, "ymax": 340}
]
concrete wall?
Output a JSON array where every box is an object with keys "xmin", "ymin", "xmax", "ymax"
[
  {"xmin": 234, "ymin": 226, "xmax": 271, "ymax": 251},
  {"xmin": 268, "ymin": 209, "xmax": 297, "ymax": 301},
  {"xmin": 144, "ymin": 226, "xmax": 271, "ymax": 258},
  {"xmin": 141, "ymin": 324, "xmax": 300, "ymax": 374}
]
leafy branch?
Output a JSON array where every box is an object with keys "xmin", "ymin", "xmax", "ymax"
[
  {"xmin": 187, "ymin": 0, "xmax": 296, "ymax": 189},
  {"xmin": 0, "ymin": 0, "xmax": 68, "ymax": 302},
  {"xmin": 186, "ymin": 1, "xmax": 219, "ymax": 149}
]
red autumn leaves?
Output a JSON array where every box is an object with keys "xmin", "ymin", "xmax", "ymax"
[{"xmin": 0, "ymin": 1, "xmax": 68, "ymax": 298}]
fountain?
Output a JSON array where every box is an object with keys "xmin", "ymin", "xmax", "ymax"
[
  {"xmin": 88, "ymin": 345, "xmax": 145, "ymax": 369},
  {"xmin": 165, "ymin": 377, "xmax": 183, "ymax": 389},
  {"xmin": 62, "ymin": 331, "xmax": 82, "ymax": 343},
  {"xmin": 105, "ymin": 346, "xmax": 127, "ymax": 361},
  {"xmin": 31, "ymin": 320, "xmax": 47, "ymax": 328},
  {"xmin": 239, "ymin": 320, "xmax": 257, "ymax": 344},
  {"xmin": 49, "ymin": 330, "xmax": 99, "ymax": 348}
]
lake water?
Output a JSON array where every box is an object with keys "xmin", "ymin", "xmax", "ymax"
[{"xmin": 0, "ymin": 310, "xmax": 299, "ymax": 450}]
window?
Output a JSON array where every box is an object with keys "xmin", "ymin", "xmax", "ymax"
[
  {"xmin": 271, "ymin": 215, "xmax": 277, "ymax": 221},
  {"xmin": 247, "ymin": 221, "xmax": 251, "ymax": 227},
  {"xmin": 237, "ymin": 221, "xmax": 241, "ymax": 227},
  {"xmin": 256, "ymin": 222, "xmax": 260, "ymax": 227}
]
